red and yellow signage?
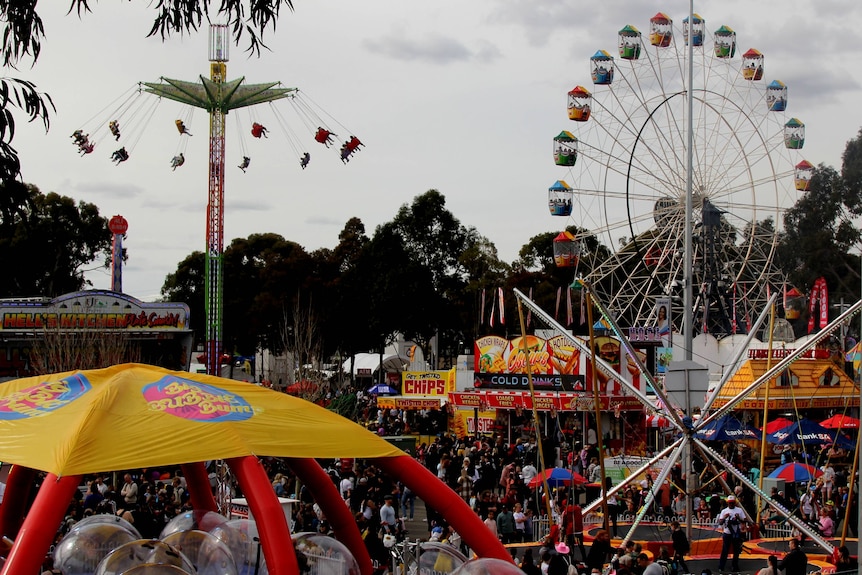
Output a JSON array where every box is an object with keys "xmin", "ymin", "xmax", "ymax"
[
  {"xmin": 448, "ymin": 391, "xmax": 642, "ymax": 412},
  {"xmin": 376, "ymin": 396, "xmax": 443, "ymax": 410},
  {"xmin": 452, "ymin": 409, "xmax": 496, "ymax": 438},
  {"xmin": 401, "ymin": 370, "xmax": 453, "ymax": 397},
  {"xmin": 0, "ymin": 291, "xmax": 190, "ymax": 332},
  {"xmin": 474, "ymin": 335, "xmax": 581, "ymax": 375}
]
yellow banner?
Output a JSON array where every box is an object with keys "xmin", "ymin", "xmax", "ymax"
[
  {"xmin": 0, "ymin": 363, "xmax": 403, "ymax": 476},
  {"xmin": 401, "ymin": 370, "xmax": 454, "ymax": 396}
]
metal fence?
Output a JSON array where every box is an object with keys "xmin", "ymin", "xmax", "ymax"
[
  {"xmin": 532, "ymin": 513, "xmax": 727, "ymax": 541},
  {"xmin": 304, "ymin": 548, "xmax": 348, "ymax": 575},
  {"xmin": 533, "ymin": 511, "xmax": 802, "ymax": 542}
]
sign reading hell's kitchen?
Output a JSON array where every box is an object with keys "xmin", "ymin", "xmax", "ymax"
[
  {"xmin": 0, "ymin": 291, "xmax": 190, "ymax": 332},
  {"xmin": 474, "ymin": 334, "xmax": 580, "ymax": 375}
]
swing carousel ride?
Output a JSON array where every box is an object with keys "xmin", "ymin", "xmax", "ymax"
[
  {"xmin": 69, "ymin": 25, "xmax": 363, "ymax": 379},
  {"xmin": 529, "ymin": 7, "xmax": 859, "ymax": 566}
]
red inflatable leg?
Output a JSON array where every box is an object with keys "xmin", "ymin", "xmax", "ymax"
[
  {"xmin": 373, "ymin": 455, "xmax": 512, "ymax": 562},
  {"xmin": 181, "ymin": 462, "xmax": 218, "ymax": 512},
  {"xmin": 227, "ymin": 456, "xmax": 299, "ymax": 575},
  {"xmin": 1, "ymin": 473, "xmax": 81, "ymax": 575},
  {"xmin": 286, "ymin": 457, "xmax": 373, "ymax": 575},
  {"xmin": 0, "ymin": 465, "xmax": 37, "ymax": 539}
]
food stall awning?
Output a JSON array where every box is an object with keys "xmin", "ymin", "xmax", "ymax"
[
  {"xmin": 448, "ymin": 390, "xmax": 643, "ymax": 411},
  {"xmin": 376, "ymin": 395, "xmax": 444, "ymax": 410}
]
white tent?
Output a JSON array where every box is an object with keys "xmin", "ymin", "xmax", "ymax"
[{"xmin": 343, "ymin": 353, "xmax": 410, "ymax": 377}]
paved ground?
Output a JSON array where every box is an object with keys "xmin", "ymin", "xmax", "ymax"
[{"xmin": 401, "ymin": 497, "xmax": 431, "ymax": 540}]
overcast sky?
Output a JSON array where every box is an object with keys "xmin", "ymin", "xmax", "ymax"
[{"xmin": 11, "ymin": 0, "xmax": 862, "ymax": 302}]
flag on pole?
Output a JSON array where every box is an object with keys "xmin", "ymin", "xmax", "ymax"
[
  {"xmin": 498, "ymin": 287, "xmax": 505, "ymax": 325},
  {"xmin": 555, "ymin": 287, "xmax": 562, "ymax": 320},
  {"xmin": 731, "ymin": 283, "xmax": 737, "ymax": 333},
  {"xmin": 566, "ymin": 286, "xmax": 573, "ymax": 325},
  {"xmin": 580, "ymin": 291, "xmax": 586, "ymax": 324},
  {"xmin": 526, "ymin": 287, "xmax": 533, "ymax": 328},
  {"xmin": 489, "ymin": 291, "xmax": 496, "ymax": 328},
  {"xmin": 480, "ymin": 288, "xmax": 485, "ymax": 326}
]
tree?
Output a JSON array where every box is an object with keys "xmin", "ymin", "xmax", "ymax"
[
  {"xmin": 513, "ymin": 227, "xmax": 612, "ymax": 333},
  {"xmin": 161, "ymin": 250, "xmax": 206, "ymax": 345},
  {"xmin": 222, "ymin": 233, "xmax": 314, "ymax": 355},
  {"xmin": 778, "ymin": 161, "xmax": 861, "ymax": 304},
  {"xmin": 0, "ymin": 183, "xmax": 111, "ymax": 297},
  {"xmin": 0, "ymin": 1, "xmax": 292, "ymax": 185},
  {"xmin": 388, "ymin": 190, "xmax": 476, "ymax": 366}
]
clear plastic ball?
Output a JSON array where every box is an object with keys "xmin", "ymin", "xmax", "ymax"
[
  {"xmin": 162, "ymin": 530, "xmax": 238, "ymax": 575},
  {"xmin": 70, "ymin": 513, "xmax": 142, "ymax": 539},
  {"xmin": 94, "ymin": 539, "xmax": 195, "ymax": 575},
  {"xmin": 216, "ymin": 519, "xmax": 263, "ymax": 575},
  {"xmin": 159, "ymin": 510, "xmax": 230, "ymax": 540},
  {"xmin": 53, "ymin": 522, "xmax": 139, "ymax": 575},
  {"xmin": 451, "ymin": 557, "xmax": 524, "ymax": 575},
  {"xmin": 418, "ymin": 542, "xmax": 468, "ymax": 574},
  {"xmin": 118, "ymin": 564, "xmax": 190, "ymax": 575},
  {"xmin": 291, "ymin": 532, "xmax": 360, "ymax": 575}
]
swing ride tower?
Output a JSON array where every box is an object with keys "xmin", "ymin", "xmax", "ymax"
[{"xmin": 142, "ymin": 25, "xmax": 296, "ymax": 376}]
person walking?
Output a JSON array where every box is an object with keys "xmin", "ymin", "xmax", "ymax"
[
  {"xmin": 496, "ymin": 504, "xmax": 516, "ymax": 544},
  {"xmin": 716, "ymin": 495, "xmax": 748, "ymax": 573},
  {"xmin": 670, "ymin": 520, "xmax": 690, "ymax": 574}
]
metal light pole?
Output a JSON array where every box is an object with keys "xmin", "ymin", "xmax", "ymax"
[{"xmin": 143, "ymin": 24, "xmax": 296, "ymax": 376}]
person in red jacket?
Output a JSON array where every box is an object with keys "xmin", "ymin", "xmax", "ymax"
[{"xmin": 563, "ymin": 498, "xmax": 586, "ymax": 562}]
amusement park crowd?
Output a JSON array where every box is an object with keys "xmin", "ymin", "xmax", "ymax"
[{"xmin": 44, "ymin": 385, "xmax": 859, "ymax": 575}]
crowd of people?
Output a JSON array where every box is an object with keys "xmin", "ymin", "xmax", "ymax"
[{"xmin": 48, "ymin": 414, "xmax": 858, "ymax": 575}]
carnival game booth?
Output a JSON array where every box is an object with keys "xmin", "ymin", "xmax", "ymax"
[
  {"xmin": 713, "ymin": 351, "xmax": 859, "ymax": 462},
  {"xmin": 0, "ymin": 364, "xmax": 511, "ymax": 575}
]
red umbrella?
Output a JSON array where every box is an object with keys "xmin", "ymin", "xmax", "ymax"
[
  {"xmin": 764, "ymin": 417, "xmax": 795, "ymax": 434},
  {"xmin": 820, "ymin": 414, "xmax": 861, "ymax": 429},
  {"xmin": 768, "ymin": 462, "xmax": 823, "ymax": 483},
  {"xmin": 528, "ymin": 467, "xmax": 588, "ymax": 489}
]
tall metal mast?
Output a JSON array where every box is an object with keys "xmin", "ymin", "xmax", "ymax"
[{"xmin": 143, "ymin": 25, "xmax": 296, "ymax": 376}]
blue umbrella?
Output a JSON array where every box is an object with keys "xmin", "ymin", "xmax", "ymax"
[
  {"xmin": 368, "ymin": 384, "xmax": 398, "ymax": 395},
  {"xmin": 766, "ymin": 417, "xmax": 856, "ymax": 450},
  {"xmin": 694, "ymin": 414, "xmax": 760, "ymax": 441},
  {"xmin": 767, "ymin": 462, "xmax": 823, "ymax": 483}
]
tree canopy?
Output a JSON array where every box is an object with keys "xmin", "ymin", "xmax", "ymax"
[
  {"xmin": 0, "ymin": 182, "xmax": 111, "ymax": 297},
  {"xmin": 777, "ymin": 129, "xmax": 862, "ymax": 304}
]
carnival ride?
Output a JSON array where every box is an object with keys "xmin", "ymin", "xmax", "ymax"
[
  {"xmin": 551, "ymin": 12, "xmax": 811, "ymax": 336},
  {"xmin": 69, "ymin": 25, "xmax": 364, "ymax": 384},
  {"xmin": 534, "ymin": 8, "xmax": 858, "ymax": 563},
  {"xmin": 0, "ymin": 364, "xmax": 511, "ymax": 575}
]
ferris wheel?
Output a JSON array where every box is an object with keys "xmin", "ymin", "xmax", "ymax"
[{"xmin": 551, "ymin": 13, "xmax": 810, "ymax": 335}]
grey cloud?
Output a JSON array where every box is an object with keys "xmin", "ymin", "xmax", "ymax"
[
  {"xmin": 305, "ymin": 215, "xmax": 345, "ymax": 226},
  {"xmin": 363, "ymin": 33, "xmax": 486, "ymax": 64},
  {"xmin": 71, "ymin": 180, "xmax": 144, "ymax": 199},
  {"xmin": 226, "ymin": 199, "xmax": 272, "ymax": 212}
]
